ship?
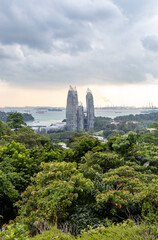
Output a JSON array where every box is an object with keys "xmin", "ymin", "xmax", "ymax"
[{"xmin": 36, "ymin": 110, "xmax": 47, "ymax": 114}]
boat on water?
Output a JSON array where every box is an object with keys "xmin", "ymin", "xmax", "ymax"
[{"xmin": 36, "ymin": 110, "xmax": 47, "ymax": 114}]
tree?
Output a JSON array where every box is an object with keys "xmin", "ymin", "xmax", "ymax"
[
  {"xmin": 6, "ymin": 112, "xmax": 26, "ymax": 131},
  {"xmin": 112, "ymin": 131, "xmax": 137, "ymax": 156},
  {"xmin": 73, "ymin": 137, "xmax": 102, "ymax": 162},
  {"xmin": 80, "ymin": 151, "xmax": 124, "ymax": 180},
  {"xmin": 0, "ymin": 120, "xmax": 12, "ymax": 138},
  {"xmin": 16, "ymin": 161, "xmax": 93, "ymax": 235},
  {"xmin": 0, "ymin": 141, "xmax": 43, "ymax": 190},
  {"xmin": 0, "ymin": 120, "xmax": 14, "ymax": 147},
  {"xmin": 96, "ymin": 165, "xmax": 158, "ymax": 221},
  {"xmin": 0, "ymin": 168, "xmax": 19, "ymax": 227},
  {"xmin": 14, "ymin": 127, "xmax": 51, "ymax": 149}
]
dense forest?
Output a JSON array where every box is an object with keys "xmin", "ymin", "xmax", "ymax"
[{"xmin": 0, "ymin": 113, "xmax": 157, "ymax": 239}]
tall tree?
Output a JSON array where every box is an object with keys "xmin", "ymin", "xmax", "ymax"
[{"xmin": 6, "ymin": 112, "xmax": 26, "ymax": 131}]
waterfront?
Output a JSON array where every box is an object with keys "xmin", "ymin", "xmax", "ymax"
[{"xmin": 1, "ymin": 107, "xmax": 157, "ymax": 127}]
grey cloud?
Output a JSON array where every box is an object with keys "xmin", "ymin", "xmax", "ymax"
[
  {"xmin": 0, "ymin": 0, "xmax": 124, "ymax": 53},
  {"xmin": 0, "ymin": 47, "xmax": 12, "ymax": 59},
  {"xmin": 0, "ymin": 44, "xmax": 24, "ymax": 60},
  {"xmin": 112, "ymin": 0, "xmax": 157, "ymax": 17},
  {"xmin": 0, "ymin": 1, "xmax": 53, "ymax": 51},
  {"xmin": 142, "ymin": 35, "xmax": 158, "ymax": 52},
  {"xmin": 0, "ymin": 0, "xmax": 158, "ymax": 88},
  {"xmin": 60, "ymin": 0, "xmax": 123, "ymax": 21}
]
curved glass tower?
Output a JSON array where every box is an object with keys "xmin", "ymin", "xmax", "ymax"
[
  {"xmin": 86, "ymin": 88, "xmax": 94, "ymax": 129},
  {"xmin": 66, "ymin": 86, "xmax": 78, "ymax": 131},
  {"xmin": 66, "ymin": 87, "xmax": 94, "ymax": 131}
]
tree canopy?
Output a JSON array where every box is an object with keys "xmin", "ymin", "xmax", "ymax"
[
  {"xmin": 0, "ymin": 121, "xmax": 157, "ymax": 239},
  {"xmin": 6, "ymin": 112, "xmax": 26, "ymax": 131}
]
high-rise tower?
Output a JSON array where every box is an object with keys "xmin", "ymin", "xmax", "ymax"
[
  {"xmin": 86, "ymin": 88, "xmax": 94, "ymax": 129},
  {"xmin": 66, "ymin": 87, "xmax": 95, "ymax": 131},
  {"xmin": 77, "ymin": 102, "xmax": 84, "ymax": 130},
  {"xmin": 66, "ymin": 86, "xmax": 78, "ymax": 131}
]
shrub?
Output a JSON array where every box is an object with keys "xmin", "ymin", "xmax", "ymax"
[
  {"xmin": 0, "ymin": 223, "xmax": 29, "ymax": 240},
  {"xmin": 30, "ymin": 225, "xmax": 73, "ymax": 240},
  {"xmin": 77, "ymin": 220, "xmax": 158, "ymax": 240}
]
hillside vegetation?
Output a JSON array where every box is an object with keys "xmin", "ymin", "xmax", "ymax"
[{"xmin": 0, "ymin": 113, "xmax": 157, "ymax": 239}]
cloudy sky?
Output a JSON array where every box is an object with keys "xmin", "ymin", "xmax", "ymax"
[{"xmin": 0, "ymin": 0, "xmax": 158, "ymax": 107}]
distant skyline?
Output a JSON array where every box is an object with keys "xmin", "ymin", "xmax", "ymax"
[{"xmin": 0, "ymin": 0, "xmax": 158, "ymax": 107}]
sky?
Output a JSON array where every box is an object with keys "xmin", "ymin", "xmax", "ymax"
[{"xmin": 1, "ymin": 0, "xmax": 158, "ymax": 107}]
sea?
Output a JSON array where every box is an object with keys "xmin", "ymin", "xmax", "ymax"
[{"xmin": 1, "ymin": 106, "xmax": 157, "ymax": 127}]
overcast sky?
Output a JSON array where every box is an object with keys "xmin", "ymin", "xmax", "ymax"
[{"xmin": 0, "ymin": 0, "xmax": 158, "ymax": 107}]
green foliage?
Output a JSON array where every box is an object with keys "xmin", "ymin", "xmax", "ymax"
[
  {"xmin": 0, "ymin": 120, "xmax": 13, "ymax": 139},
  {"xmin": 63, "ymin": 205, "xmax": 104, "ymax": 236},
  {"xmin": 140, "ymin": 130, "xmax": 158, "ymax": 146},
  {"xmin": 0, "ymin": 168, "xmax": 19, "ymax": 200},
  {"xmin": 112, "ymin": 131, "xmax": 137, "ymax": 155},
  {"xmin": 22, "ymin": 113, "xmax": 34, "ymax": 122},
  {"xmin": 77, "ymin": 220, "xmax": 158, "ymax": 240},
  {"xmin": 67, "ymin": 132, "xmax": 95, "ymax": 149},
  {"xmin": 0, "ymin": 168, "xmax": 19, "ymax": 226},
  {"xmin": 0, "ymin": 120, "xmax": 14, "ymax": 147},
  {"xmin": 0, "ymin": 141, "xmax": 41, "ymax": 188},
  {"xmin": 94, "ymin": 117, "xmax": 112, "ymax": 131},
  {"xmin": 96, "ymin": 165, "xmax": 158, "ymax": 221},
  {"xmin": 47, "ymin": 131, "xmax": 74, "ymax": 143},
  {"xmin": 0, "ymin": 141, "xmax": 34, "ymax": 225},
  {"xmin": 30, "ymin": 225, "xmax": 73, "ymax": 240},
  {"xmin": 0, "ymin": 111, "xmax": 34, "ymax": 123},
  {"xmin": 114, "ymin": 111, "xmax": 158, "ymax": 122},
  {"xmin": 29, "ymin": 221, "xmax": 158, "ymax": 240},
  {"xmin": 0, "ymin": 141, "xmax": 50, "ymax": 225},
  {"xmin": 6, "ymin": 112, "xmax": 26, "ymax": 131},
  {"xmin": 131, "ymin": 141, "xmax": 158, "ymax": 174},
  {"xmin": 16, "ymin": 162, "xmax": 93, "ymax": 235},
  {"xmin": 14, "ymin": 127, "xmax": 51, "ymax": 149},
  {"xmin": 72, "ymin": 136, "xmax": 102, "ymax": 162},
  {"xmin": 0, "ymin": 223, "xmax": 29, "ymax": 240},
  {"xmin": 58, "ymin": 149, "xmax": 75, "ymax": 163},
  {"xmin": 103, "ymin": 128, "xmax": 125, "ymax": 139},
  {"xmin": 80, "ymin": 151, "xmax": 124, "ymax": 180},
  {"xmin": 141, "ymin": 181, "xmax": 158, "ymax": 223},
  {"xmin": 94, "ymin": 117, "xmax": 143, "ymax": 139},
  {"xmin": 0, "ymin": 122, "xmax": 158, "ymax": 239},
  {"xmin": 0, "ymin": 121, "xmax": 49, "ymax": 149}
]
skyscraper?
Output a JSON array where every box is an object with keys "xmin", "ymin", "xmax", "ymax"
[
  {"xmin": 77, "ymin": 103, "xmax": 84, "ymax": 130},
  {"xmin": 66, "ymin": 87, "xmax": 94, "ymax": 131},
  {"xmin": 66, "ymin": 86, "xmax": 78, "ymax": 131},
  {"xmin": 86, "ymin": 88, "xmax": 94, "ymax": 130}
]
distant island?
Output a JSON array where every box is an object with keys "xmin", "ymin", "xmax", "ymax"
[
  {"xmin": 0, "ymin": 111, "xmax": 34, "ymax": 122},
  {"xmin": 35, "ymin": 107, "xmax": 63, "ymax": 111},
  {"xmin": 47, "ymin": 108, "xmax": 62, "ymax": 111}
]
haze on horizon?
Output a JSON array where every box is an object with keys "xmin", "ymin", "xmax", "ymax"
[{"xmin": 0, "ymin": 0, "xmax": 158, "ymax": 108}]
